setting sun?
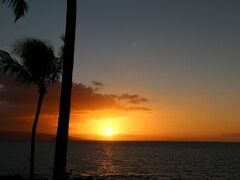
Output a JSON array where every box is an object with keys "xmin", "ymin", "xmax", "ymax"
[{"xmin": 104, "ymin": 128, "xmax": 114, "ymax": 137}]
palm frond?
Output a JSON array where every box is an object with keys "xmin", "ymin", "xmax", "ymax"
[
  {"xmin": 0, "ymin": 50, "xmax": 33, "ymax": 85},
  {"xmin": 1, "ymin": 0, "xmax": 28, "ymax": 22},
  {"xmin": 45, "ymin": 57, "xmax": 63, "ymax": 87},
  {"xmin": 45, "ymin": 38, "xmax": 64, "ymax": 87},
  {"xmin": 13, "ymin": 38, "xmax": 56, "ymax": 82},
  {"xmin": 1, "ymin": 38, "xmax": 63, "ymax": 89},
  {"xmin": 57, "ymin": 35, "xmax": 65, "ymax": 58}
]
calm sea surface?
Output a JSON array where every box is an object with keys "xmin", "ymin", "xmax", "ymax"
[{"xmin": 0, "ymin": 141, "xmax": 240, "ymax": 179}]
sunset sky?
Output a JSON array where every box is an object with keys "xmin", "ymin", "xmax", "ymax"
[{"xmin": 0, "ymin": 0, "xmax": 240, "ymax": 141}]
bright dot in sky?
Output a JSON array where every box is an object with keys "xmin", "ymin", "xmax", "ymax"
[
  {"xmin": 131, "ymin": 42, "xmax": 137, "ymax": 47},
  {"xmin": 104, "ymin": 128, "xmax": 113, "ymax": 137}
]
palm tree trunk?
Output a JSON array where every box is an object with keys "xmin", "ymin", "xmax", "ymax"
[
  {"xmin": 53, "ymin": 0, "xmax": 77, "ymax": 179},
  {"xmin": 30, "ymin": 92, "xmax": 45, "ymax": 180}
]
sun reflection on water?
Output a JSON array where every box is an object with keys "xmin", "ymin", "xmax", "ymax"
[{"xmin": 98, "ymin": 144, "xmax": 117, "ymax": 175}]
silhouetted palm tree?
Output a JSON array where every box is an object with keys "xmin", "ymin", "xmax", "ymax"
[
  {"xmin": 53, "ymin": 1, "xmax": 77, "ymax": 179},
  {"xmin": 2, "ymin": 1, "xmax": 77, "ymax": 179},
  {"xmin": 0, "ymin": 38, "xmax": 62, "ymax": 180},
  {"xmin": 1, "ymin": 0, "xmax": 28, "ymax": 22}
]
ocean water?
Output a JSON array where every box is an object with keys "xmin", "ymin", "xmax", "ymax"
[{"xmin": 0, "ymin": 141, "xmax": 240, "ymax": 179}]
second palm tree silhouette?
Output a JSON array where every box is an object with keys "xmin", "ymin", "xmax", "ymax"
[{"xmin": 0, "ymin": 38, "xmax": 63, "ymax": 180}]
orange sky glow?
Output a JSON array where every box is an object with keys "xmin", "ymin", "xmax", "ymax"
[{"xmin": 0, "ymin": 76, "xmax": 240, "ymax": 142}]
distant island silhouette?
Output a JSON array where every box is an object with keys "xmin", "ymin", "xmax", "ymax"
[{"xmin": 0, "ymin": 131, "xmax": 85, "ymax": 141}]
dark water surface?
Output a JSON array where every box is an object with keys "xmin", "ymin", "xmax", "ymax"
[{"xmin": 0, "ymin": 141, "xmax": 240, "ymax": 179}]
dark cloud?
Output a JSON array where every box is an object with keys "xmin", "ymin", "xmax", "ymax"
[
  {"xmin": 0, "ymin": 76, "xmax": 150, "ymax": 133},
  {"xmin": 105, "ymin": 93, "xmax": 149, "ymax": 104},
  {"xmin": 124, "ymin": 106, "xmax": 151, "ymax": 111},
  {"xmin": 91, "ymin": 81, "xmax": 104, "ymax": 91},
  {"xmin": 91, "ymin": 81, "xmax": 104, "ymax": 87},
  {"xmin": 117, "ymin": 94, "xmax": 149, "ymax": 104}
]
